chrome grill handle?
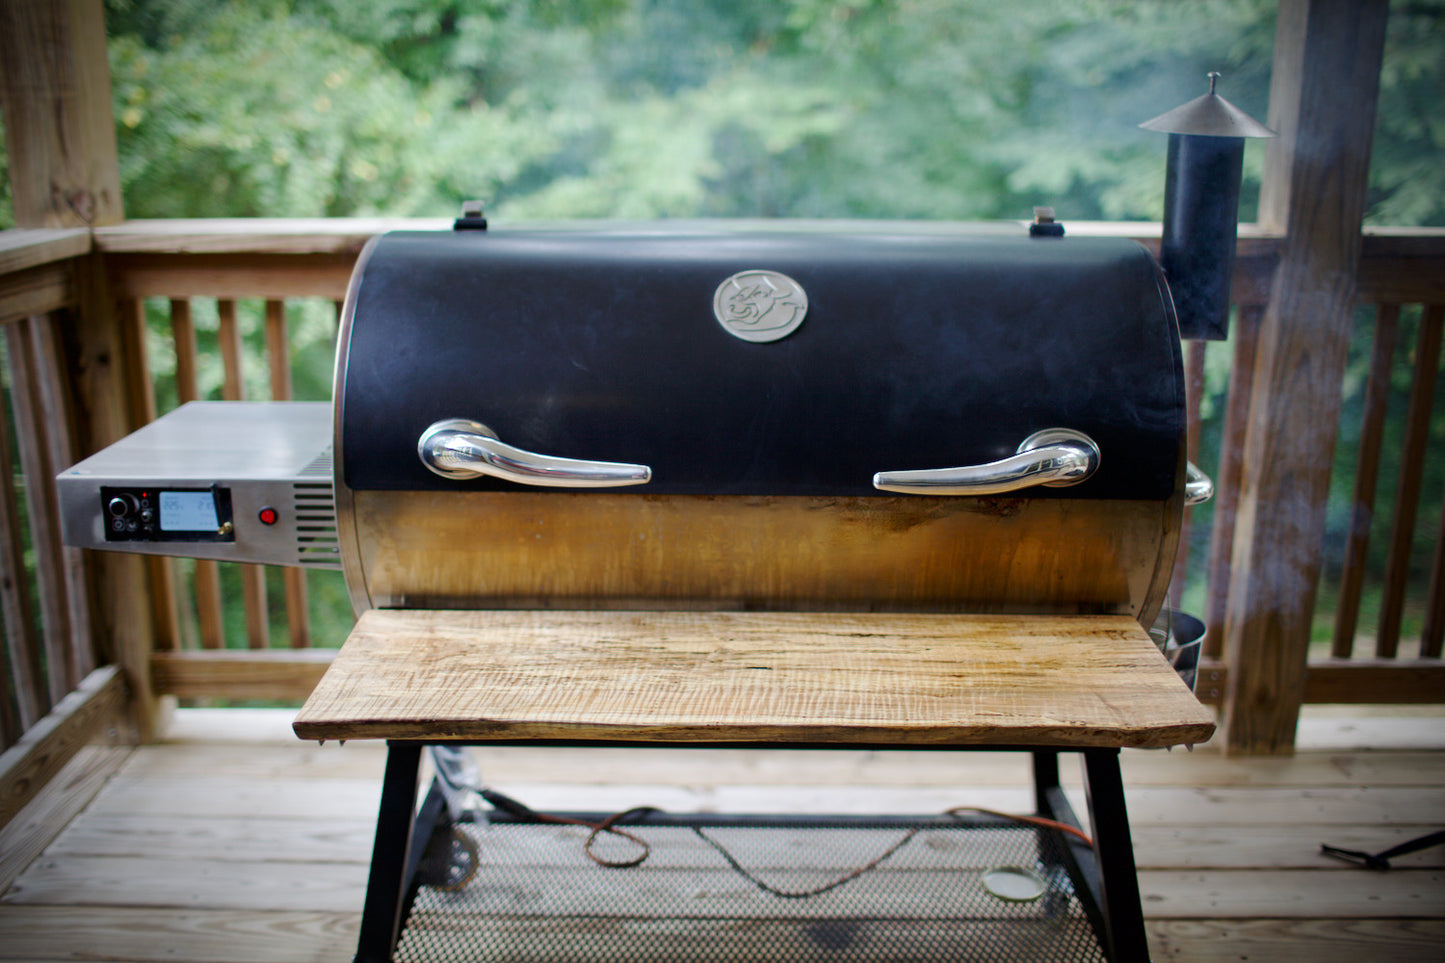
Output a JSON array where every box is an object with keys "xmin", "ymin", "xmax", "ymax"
[
  {"xmin": 873, "ymin": 428, "xmax": 1100, "ymax": 496},
  {"xmin": 1185, "ymin": 461, "xmax": 1214, "ymax": 506},
  {"xmin": 418, "ymin": 419, "xmax": 652, "ymax": 488}
]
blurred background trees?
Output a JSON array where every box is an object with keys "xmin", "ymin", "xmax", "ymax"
[
  {"xmin": 0, "ymin": 1, "xmax": 1438, "ymax": 227},
  {"xmin": 81, "ymin": 0, "xmax": 1440, "ymax": 227}
]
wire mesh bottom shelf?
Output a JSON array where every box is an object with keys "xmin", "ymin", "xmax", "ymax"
[{"xmin": 394, "ymin": 814, "xmax": 1108, "ymax": 963}]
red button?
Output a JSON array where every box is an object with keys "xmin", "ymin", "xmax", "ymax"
[{"xmin": 258, "ymin": 507, "xmax": 279, "ymax": 526}]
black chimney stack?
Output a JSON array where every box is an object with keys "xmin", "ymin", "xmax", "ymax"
[{"xmin": 1141, "ymin": 73, "xmax": 1273, "ymax": 341}]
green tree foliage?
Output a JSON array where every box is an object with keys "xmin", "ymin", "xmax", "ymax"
[
  {"xmin": 96, "ymin": 0, "xmax": 1285, "ymax": 222},
  {"xmin": 2, "ymin": 1, "xmax": 1438, "ymax": 227},
  {"xmin": 107, "ymin": 0, "xmax": 531, "ymax": 217},
  {"xmin": 1369, "ymin": 0, "xmax": 1445, "ymax": 226}
]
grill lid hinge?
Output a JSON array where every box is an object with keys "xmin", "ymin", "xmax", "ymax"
[
  {"xmin": 454, "ymin": 199, "xmax": 489, "ymax": 231},
  {"xmin": 1029, "ymin": 206, "xmax": 1065, "ymax": 238}
]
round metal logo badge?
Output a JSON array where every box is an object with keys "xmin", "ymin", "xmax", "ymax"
[{"xmin": 712, "ymin": 270, "xmax": 808, "ymax": 343}]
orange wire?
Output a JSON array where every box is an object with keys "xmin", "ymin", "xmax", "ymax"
[{"xmin": 946, "ymin": 806, "xmax": 1094, "ymax": 847}]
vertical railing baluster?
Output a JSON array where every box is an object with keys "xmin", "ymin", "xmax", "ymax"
[
  {"xmin": 0, "ymin": 648, "xmax": 16, "ymax": 750},
  {"xmin": 264, "ymin": 300, "xmax": 292, "ymax": 400},
  {"xmin": 1204, "ymin": 304, "xmax": 1263, "ymax": 660},
  {"xmin": 217, "ymin": 300, "xmax": 244, "ymax": 401},
  {"xmin": 1378, "ymin": 304, "xmax": 1444, "ymax": 658},
  {"xmin": 170, "ymin": 297, "xmax": 200, "ymax": 406},
  {"xmin": 171, "ymin": 298, "xmax": 225, "ymax": 651},
  {"xmin": 1423, "ymin": 477, "xmax": 1445, "ymax": 659},
  {"xmin": 218, "ymin": 299, "xmax": 270, "ymax": 650},
  {"xmin": 29, "ymin": 313, "xmax": 95, "ymax": 686},
  {"xmin": 6, "ymin": 317, "xmax": 77, "ymax": 700},
  {"xmin": 1332, "ymin": 303, "xmax": 1401, "ymax": 658},
  {"xmin": 1417, "ymin": 300, "xmax": 1445, "ymax": 661},
  {"xmin": 265, "ymin": 299, "xmax": 310, "ymax": 649},
  {"xmin": 120, "ymin": 299, "xmax": 182, "ymax": 654},
  {"xmin": 0, "ymin": 366, "xmax": 46, "ymax": 732}
]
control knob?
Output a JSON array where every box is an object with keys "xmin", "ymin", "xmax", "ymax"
[{"xmin": 106, "ymin": 493, "xmax": 138, "ymax": 518}]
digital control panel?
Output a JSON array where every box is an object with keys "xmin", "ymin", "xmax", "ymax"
[
  {"xmin": 102, "ymin": 485, "xmax": 235, "ymax": 543},
  {"xmin": 58, "ymin": 402, "xmax": 339, "ymax": 569}
]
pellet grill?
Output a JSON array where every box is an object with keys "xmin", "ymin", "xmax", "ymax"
[
  {"xmin": 56, "ymin": 72, "xmax": 1275, "ymax": 963},
  {"xmin": 59, "ymin": 218, "xmax": 1217, "ymax": 963}
]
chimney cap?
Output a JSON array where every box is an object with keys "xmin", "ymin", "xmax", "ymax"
[{"xmin": 1140, "ymin": 73, "xmax": 1275, "ymax": 138}]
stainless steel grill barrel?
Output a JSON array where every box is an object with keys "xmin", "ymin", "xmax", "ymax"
[{"xmin": 332, "ymin": 225, "xmax": 1186, "ymax": 620}]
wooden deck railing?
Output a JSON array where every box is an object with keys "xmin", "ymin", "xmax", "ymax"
[
  {"xmin": 1185, "ymin": 234, "xmax": 1445, "ymax": 707},
  {"xmin": 0, "ymin": 230, "xmax": 95, "ymax": 738},
  {"xmin": 92, "ymin": 220, "xmax": 408, "ymax": 706},
  {"xmin": 0, "ymin": 218, "xmax": 1442, "ymax": 824},
  {"xmin": 1334, "ymin": 302, "xmax": 1444, "ymax": 662},
  {"xmin": 0, "ymin": 228, "xmax": 123, "ymax": 827}
]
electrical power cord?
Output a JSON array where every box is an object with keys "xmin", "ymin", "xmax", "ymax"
[
  {"xmin": 481, "ymin": 788, "xmax": 657, "ymax": 868},
  {"xmin": 477, "ymin": 789, "xmax": 1094, "ymax": 900}
]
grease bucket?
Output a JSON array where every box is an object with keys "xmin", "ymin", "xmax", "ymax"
[{"xmin": 1150, "ymin": 609, "xmax": 1205, "ymax": 691}]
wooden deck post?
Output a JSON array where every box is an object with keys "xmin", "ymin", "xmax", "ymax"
[
  {"xmin": 1, "ymin": 0, "xmax": 161, "ymax": 740},
  {"xmin": 1220, "ymin": 0, "xmax": 1388, "ymax": 753},
  {"xmin": 0, "ymin": 0, "xmax": 124, "ymax": 229}
]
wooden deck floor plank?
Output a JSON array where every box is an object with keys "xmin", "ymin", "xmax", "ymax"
[
  {"xmin": 6, "ymin": 850, "xmax": 1440, "ymax": 921},
  {"xmin": 163, "ymin": 707, "xmax": 324, "ymax": 746},
  {"xmin": 4, "ymin": 713, "xmax": 1442, "ymax": 961},
  {"xmin": 119, "ymin": 742, "xmax": 388, "ymax": 781},
  {"xmin": 0, "ymin": 905, "xmax": 356, "ymax": 963},
  {"xmin": 45, "ymin": 812, "xmax": 376, "ymax": 864},
  {"xmin": 1145, "ymin": 918, "xmax": 1445, "ymax": 962},
  {"xmin": 1117, "ymin": 747, "xmax": 1445, "ymax": 787},
  {"xmin": 493, "ymin": 744, "xmax": 1445, "ymax": 789},
  {"xmin": 144, "ymin": 708, "xmax": 1445, "ymax": 788},
  {"xmin": 82, "ymin": 775, "xmax": 383, "ymax": 821},
  {"xmin": 112, "ymin": 738, "xmax": 1445, "ymax": 794},
  {"xmin": 1138, "ymin": 868, "xmax": 1445, "ymax": 918},
  {"xmin": 41, "ymin": 806, "xmax": 1444, "ymax": 874},
  {"xmin": 1129, "ymin": 824, "xmax": 1445, "ymax": 870},
  {"xmin": 1295, "ymin": 711, "xmax": 1445, "ymax": 751},
  {"xmin": 76, "ymin": 765, "xmax": 1445, "ymax": 827},
  {"xmin": 0, "ymin": 746, "xmax": 131, "ymax": 896},
  {"xmin": 0, "ymin": 854, "xmax": 367, "ymax": 913},
  {"xmin": 671, "ymin": 783, "xmax": 1445, "ymax": 825},
  {"xmin": 1101, "ymin": 785, "xmax": 1445, "ymax": 827}
]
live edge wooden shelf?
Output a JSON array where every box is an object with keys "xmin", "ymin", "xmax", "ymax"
[
  {"xmin": 293, "ymin": 609, "xmax": 1216, "ymax": 749},
  {"xmin": 294, "ymin": 609, "xmax": 1215, "ymax": 963}
]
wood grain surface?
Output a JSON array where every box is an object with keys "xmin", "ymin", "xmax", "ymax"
[
  {"xmin": 292, "ymin": 610, "xmax": 1215, "ymax": 748},
  {"xmin": 346, "ymin": 491, "xmax": 1177, "ymax": 621},
  {"xmin": 1222, "ymin": 0, "xmax": 1389, "ymax": 752},
  {"xmin": 0, "ymin": 0, "xmax": 125, "ymax": 229}
]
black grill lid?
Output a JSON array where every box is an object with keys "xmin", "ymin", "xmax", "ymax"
[{"xmin": 338, "ymin": 228, "xmax": 1182, "ymax": 499}]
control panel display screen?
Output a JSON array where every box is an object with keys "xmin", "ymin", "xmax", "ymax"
[
  {"xmin": 159, "ymin": 490, "xmax": 219, "ymax": 532},
  {"xmin": 102, "ymin": 485, "xmax": 233, "ymax": 544}
]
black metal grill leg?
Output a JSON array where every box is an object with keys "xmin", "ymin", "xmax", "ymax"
[
  {"xmin": 1034, "ymin": 750, "xmax": 1109, "ymax": 951},
  {"xmin": 1081, "ymin": 748, "xmax": 1151, "ymax": 963},
  {"xmin": 1032, "ymin": 749, "xmax": 1061, "ymax": 812},
  {"xmin": 355, "ymin": 742, "xmax": 424, "ymax": 963},
  {"xmin": 1032, "ymin": 751, "xmax": 1067, "ymax": 873}
]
